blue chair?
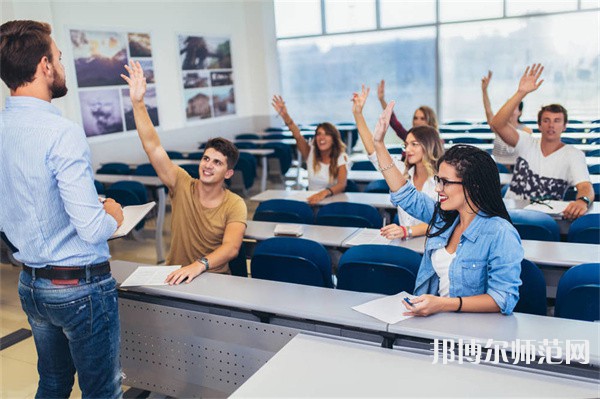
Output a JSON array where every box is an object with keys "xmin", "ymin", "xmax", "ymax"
[
  {"xmin": 467, "ymin": 127, "xmax": 492, "ymax": 133},
  {"xmin": 187, "ymin": 151, "xmax": 204, "ymax": 160},
  {"xmin": 166, "ymin": 151, "xmax": 186, "ymax": 159},
  {"xmin": 450, "ymin": 137, "xmax": 487, "ymax": 144},
  {"xmin": 251, "ymin": 237, "xmax": 332, "ymax": 288},
  {"xmin": 94, "ymin": 180, "xmax": 105, "ymax": 195},
  {"xmin": 229, "ymin": 241, "xmax": 248, "ymax": 278},
  {"xmin": 105, "ymin": 181, "xmax": 148, "ymax": 230},
  {"xmin": 96, "ymin": 162, "xmax": 131, "ymax": 175},
  {"xmin": 588, "ymin": 164, "xmax": 600, "ymax": 175},
  {"xmin": 388, "ymin": 147, "xmax": 404, "ymax": 155},
  {"xmin": 264, "ymin": 126, "xmax": 288, "ymax": 133},
  {"xmin": 234, "ymin": 142, "xmax": 258, "ymax": 149},
  {"xmin": 226, "ymin": 152, "xmax": 256, "ymax": 195},
  {"xmin": 561, "ymin": 137, "xmax": 581, "ymax": 144},
  {"xmin": 585, "ymin": 149, "xmax": 600, "ymax": 157},
  {"xmin": 179, "ymin": 163, "xmax": 199, "ymax": 179},
  {"xmin": 263, "ymin": 133, "xmax": 289, "ymax": 140},
  {"xmin": 263, "ymin": 142, "xmax": 293, "ymax": 175},
  {"xmin": 345, "ymin": 179, "xmax": 361, "ymax": 193},
  {"xmin": 501, "ymin": 184, "xmax": 510, "ymax": 197},
  {"xmin": 253, "ymin": 199, "xmax": 314, "ymax": 224},
  {"xmin": 235, "ymin": 133, "xmax": 260, "ymax": 140},
  {"xmin": 351, "ymin": 161, "xmax": 376, "ymax": 171},
  {"xmin": 563, "ymin": 186, "xmax": 577, "ymax": 201},
  {"xmin": 316, "ymin": 202, "xmax": 383, "ymax": 228},
  {"xmin": 514, "ymin": 259, "xmax": 547, "ymax": 316},
  {"xmin": 364, "ymin": 179, "xmax": 389, "ymax": 194},
  {"xmin": 555, "ymin": 263, "xmax": 600, "ymax": 322},
  {"xmin": 134, "ymin": 163, "xmax": 158, "ymax": 176},
  {"xmin": 108, "ymin": 180, "xmax": 148, "ymax": 205},
  {"xmin": 589, "ymin": 127, "xmax": 600, "ymax": 133},
  {"xmin": 439, "ymin": 128, "xmax": 459, "ymax": 133},
  {"xmin": 508, "ymin": 209, "xmax": 560, "ymax": 242},
  {"xmin": 337, "ymin": 245, "xmax": 422, "ymax": 295},
  {"xmin": 568, "ymin": 214, "xmax": 600, "ymax": 244},
  {"xmin": 445, "ymin": 121, "xmax": 472, "ymax": 126},
  {"xmin": 594, "ymin": 183, "xmax": 600, "ymax": 200},
  {"xmin": 496, "ymin": 163, "xmax": 510, "ymax": 173}
]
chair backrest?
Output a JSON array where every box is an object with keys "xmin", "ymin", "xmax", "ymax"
[
  {"xmin": 166, "ymin": 151, "xmax": 186, "ymax": 159},
  {"xmin": 187, "ymin": 151, "xmax": 204, "ymax": 160},
  {"xmin": 351, "ymin": 161, "xmax": 376, "ymax": 171},
  {"xmin": 264, "ymin": 126, "xmax": 288, "ymax": 133},
  {"xmin": 594, "ymin": 183, "xmax": 600, "ymax": 200},
  {"xmin": 234, "ymin": 152, "xmax": 257, "ymax": 189},
  {"xmin": 555, "ymin": 263, "xmax": 600, "ymax": 322},
  {"xmin": 585, "ymin": 149, "xmax": 600, "ymax": 157},
  {"xmin": 561, "ymin": 136, "xmax": 581, "ymax": 144},
  {"xmin": 364, "ymin": 179, "xmax": 389, "ymax": 194},
  {"xmin": 179, "ymin": 163, "xmax": 200, "ymax": 179},
  {"xmin": 344, "ymin": 179, "xmax": 361, "ymax": 193},
  {"xmin": 388, "ymin": 147, "xmax": 404, "ymax": 155},
  {"xmin": 134, "ymin": 163, "xmax": 158, "ymax": 176},
  {"xmin": 496, "ymin": 163, "xmax": 510, "ymax": 174},
  {"xmin": 104, "ymin": 185, "xmax": 146, "ymax": 230},
  {"xmin": 229, "ymin": 241, "xmax": 248, "ymax": 277},
  {"xmin": 263, "ymin": 133, "xmax": 289, "ymax": 140},
  {"xmin": 316, "ymin": 202, "xmax": 383, "ymax": 228},
  {"xmin": 567, "ymin": 214, "xmax": 600, "ymax": 244},
  {"xmin": 513, "ymin": 259, "xmax": 547, "ymax": 316},
  {"xmin": 108, "ymin": 180, "xmax": 148, "ymax": 203},
  {"xmin": 253, "ymin": 199, "xmax": 314, "ymax": 224},
  {"xmin": 588, "ymin": 164, "xmax": 600, "ymax": 175},
  {"xmin": 250, "ymin": 237, "xmax": 332, "ymax": 288},
  {"xmin": 563, "ymin": 186, "xmax": 577, "ymax": 201},
  {"xmin": 96, "ymin": 162, "xmax": 131, "ymax": 175},
  {"xmin": 262, "ymin": 142, "xmax": 293, "ymax": 175},
  {"xmin": 508, "ymin": 209, "xmax": 560, "ymax": 242},
  {"xmin": 337, "ymin": 245, "xmax": 422, "ymax": 295},
  {"xmin": 235, "ymin": 133, "xmax": 260, "ymax": 140},
  {"xmin": 445, "ymin": 121, "xmax": 472, "ymax": 126},
  {"xmin": 234, "ymin": 142, "xmax": 259, "ymax": 149},
  {"xmin": 94, "ymin": 180, "xmax": 105, "ymax": 195},
  {"xmin": 501, "ymin": 184, "xmax": 510, "ymax": 197},
  {"xmin": 450, "ymin": 137, "xmax": 487, "ymax": 144},
  {"xmin": 466, "ymin": 127, "xmax": 492, "ymax": 133}
]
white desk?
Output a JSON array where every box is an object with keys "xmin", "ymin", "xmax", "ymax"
[
  {"xmin": 245, "ymin": 220, "xmax": 359, "ymax": 248},
  {"xmin": 95, "ymin": 174, "xmax": 166, "ymax": 263},
  {"xmin": 232, "ymin": 334, "xmax": 600, "ymax": 398},
  {"xmin": 250, "ymin": 189, "xmax": 395, "ymax": 210}
]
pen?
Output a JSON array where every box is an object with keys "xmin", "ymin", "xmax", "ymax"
[{"xmin": 403, "ymin": 297, "xmax": 414, "ymax": 307}]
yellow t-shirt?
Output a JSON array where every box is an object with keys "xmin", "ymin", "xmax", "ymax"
[{"xmin": 166, "ymin": 167, "xmax": 247, "ymax": 274}]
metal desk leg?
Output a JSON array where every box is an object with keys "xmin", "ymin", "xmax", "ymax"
[
  {"xmin": 295, "ymin": 149, "xmax": 302, "ymax": 188},
  {"xmin": 260, "ymin": 156, "xmax": 267, "ymax": 192},
  {"xmin": 155, "ymin": 187, "xmax": 166, "ymax": 264}
]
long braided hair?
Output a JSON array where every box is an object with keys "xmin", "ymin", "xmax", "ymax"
[{"xmin": 426, "ymin": 145, "xmax": 511, "ymax": 238}]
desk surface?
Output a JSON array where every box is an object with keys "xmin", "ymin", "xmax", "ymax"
[
  {"xmin": 94, "ymin": 173, "xmax": 165, "ymax": 187},
  {"xmin": 245, "ymin": 220, "xmax": 359, "ymax": 247},
  {"xmin": 231, "ymin": 334, "xmax": 600, "ymax": 398}
]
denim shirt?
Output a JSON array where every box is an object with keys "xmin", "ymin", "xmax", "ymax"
[{"xmin": 390, "ymin": 183, "xmax": 523, "ymax": 315}]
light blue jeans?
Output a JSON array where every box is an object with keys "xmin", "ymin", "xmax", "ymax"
[{"xmin": 18, "ymin": 270, "xmax": 122, "ymax": 399}]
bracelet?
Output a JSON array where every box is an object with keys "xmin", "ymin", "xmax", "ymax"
[
  {"xmin": 399, "ymin": 225, "xmax": 408, "ymax": 239},
  {"xmin": 326, "ymin": 188, "xmax": 334, "ymax": 197},
  {"xmin": 407, "ymin": 226, "xmax": 413, "ymax": 238},
  {"xmin": 455, "ymin": 296, "xmax": 463, "ymax": 313},
  {"xmin": 379, "ymin": 162, "xmax": 395, "ymax": 173}
]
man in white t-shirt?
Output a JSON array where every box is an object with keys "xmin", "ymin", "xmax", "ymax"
[{"xmin": 490, "ymin": 64, "xmax": 594, "ymax": 220}]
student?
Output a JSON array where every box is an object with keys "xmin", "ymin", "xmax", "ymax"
[
  {"xmin": 271, "ymin": 95, "xmax": 348, "ymax": 204},
  {"xmin": 377, "ymin": 79, "xmax": 438, "ymax": 141},
  {"xmin": 481, "ymin": 70, "xmax": 532, "ymax": 167},
  {"xmin": 490, "ymin": 64, "xmax": 594, "ymax": 220},
  {"xmin": 0, "ymin": 20, "xmax": 124, "ymax": 397},
  {"xmin": 373, "ymin": 102, "xmax": 523, "ymax": 316},
  {"xmin": 352, "ymin": 85, "xmax": 444, "ymax": 240},
  {"xmin": 122, "ymin": 61, "xmax": 247, "ymax": 284}
]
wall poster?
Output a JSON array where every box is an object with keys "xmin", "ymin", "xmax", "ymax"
[
  {"xmin": 69, "ymin": 29, "xmax": 159, "ymax": 137},
  {"xmin": 178, "ymin": 35, "xmax": 235, "ymax": 122}
]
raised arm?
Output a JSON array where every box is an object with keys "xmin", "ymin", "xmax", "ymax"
[
  {"xmin": 377, "ymin": 79, "xmax": 388, "ymax": 110},
  {"xmin": 373, "ymin": 101, "xmax": 408, "ymax": 191},
  {"xmin": 271, "ymin": 95, "xmax": 310, "ymax": 159},
  {"xmin": 490, "ymin": 64, "xmax": 544, "ymax": 147},
  {"xmin": 121, "ymin": 61, "xmax": 178, "ymax": 190},
  {"xmin": 378, "ymin": 79, "xmax": 408, "ymax": 140},
  {"xmin": 352, "ymin": 85, "xmax": 376, "ymax": 155},
  {"xmin": 481, "ymin": 71, "xmax": 494, "ymax": 125}
]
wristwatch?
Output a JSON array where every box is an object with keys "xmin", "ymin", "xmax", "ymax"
[
  {"xmin": 197, "ymin": 257, "xmax": 210, "ymax": 272},
  {"xmin": 576, "ymin": 196, "xmax": 591, "ymax": 207}
]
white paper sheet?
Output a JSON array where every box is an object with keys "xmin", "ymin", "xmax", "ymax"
[
  {"xmin": 274, "ymin": 224, "xmax": 304, "ymax": 237},
  {"xmin": 120, "ymin": 266, "xmax": 181, "ymax": 287},
  {"xmin": 523, "ymin": 200, "xmax": 569, "ymax": 215},
  {"xmin": 111, "ymin": 202, "xmax": 156, "ymax": 239},
  {"xmin": 352, "ymin": 291, "xmax": 416, "ymax": 324},
  {"xmin": 343, "ymin": 228, "xmax": 393, "ymax": 246}
]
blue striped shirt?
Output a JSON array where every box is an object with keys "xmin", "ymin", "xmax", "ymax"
[{"xmin": 0, "ymin": 96, "xmax": 117, "ymax": 268}]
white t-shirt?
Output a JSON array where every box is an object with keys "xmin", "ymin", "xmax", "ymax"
[
  {"xmin": 368, "ymin": 152, "xmax": 437, "ymax": 227},
  {"xmin": 306, "ymin": 146, "xmax": 349, "ymax": 190},
  {"xmin": 431, "ymin": 247, "xmax": 455, "ymax": 297},
  {"xmin": 505, "ymin": 129, "xmax": 591, "ymax": 200},
  {"xmin": 492, "ymin": 123, "xmax": 530, "ymax": 165}
]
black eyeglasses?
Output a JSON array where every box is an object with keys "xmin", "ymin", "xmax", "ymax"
[
  {"xmin": 434, "ymin": 175, "xmax": 463, "ymax": 190},
  {"xmin": 530, "ymin": 197, "xmax": 554, "ymax": 209}
]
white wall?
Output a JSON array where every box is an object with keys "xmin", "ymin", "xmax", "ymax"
[{"xmin": 2, "ymin": 0, "xmax": 281, "ymax": 169}]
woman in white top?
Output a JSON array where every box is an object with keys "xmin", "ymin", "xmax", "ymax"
[
  {"xmin": 352, "ymin": 86, "xmax": 444, "ymax": 240},
  {"xmin": 481, "ymin": 70, "xmax": 532, "ymax": 167},
  {"xmin": 272, "ymin": 95, "xmax": 348, "ymax": 204}
]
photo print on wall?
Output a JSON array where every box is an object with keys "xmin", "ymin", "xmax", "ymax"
[
  {"xmin": 178, "ymin": 34, "xmax": 235, "ymax": 122},
  {"xmin": 69, "ymin": 29, "xmax": 159, "ymax": 137}
]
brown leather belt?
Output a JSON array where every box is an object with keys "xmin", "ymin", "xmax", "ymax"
[{"xmin": 22, "ymin": 261, "xmax": 111, "ymax": 280}]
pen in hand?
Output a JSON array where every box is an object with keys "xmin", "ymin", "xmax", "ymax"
[{"xmin": 403, "ymin": 297, "xmax": 414, "ymax": 307}]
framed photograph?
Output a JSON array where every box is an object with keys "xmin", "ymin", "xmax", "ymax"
[
  {"xmin": 212, "ymin": 85, "xmax": 235, "ymax": 117},
  {"xmin": 210, "ymin": 71, "xmax": 233, "ymax": 87},
  {"xmin": 128, "ymin": 33, "xmax": 152, "ymax": 57},
  {"xmin": 78, "ymin": 88, "xmax": 124, "ymax": 136},
  {"xmin": 184, "ymin": 88, "xmax": 213, "ymax": 120},
  {"xmin": 122, "ymin": 86, "xmax": 159, "ymax": 131},
  {"xmin": 183, "ymin": 71, "xmax": 210, "ymax": 89}
]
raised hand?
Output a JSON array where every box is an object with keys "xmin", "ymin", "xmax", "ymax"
[
  {"xmin": 373, "ymin": 101, "xmax": 395, "ymax": 143},
  {"xmin": 351, "ymin": 85, "xmax": 370, "ymax": 115},
  {"xmin": 120, "ymin": 60, "xmax": 146, "ymax": 103},
  {"xmin": 377, "ymin": 79, "xmax": 386, "ymax": 102},
  {"xmin": 271, "ymin": 95, "xmax": 288, "ymax": 118},
  {"xmin": 481, "ymin": 70, "xmax": 492, "ymax": 91},
  {"xmin": 518, "ymin": 63, "xmax": 544, "ymax": 94}
]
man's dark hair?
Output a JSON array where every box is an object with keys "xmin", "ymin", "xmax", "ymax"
[
  {"xmin": 204, "ymin": 137, "xmax": 239, "ymax": 169},
  {"xmin": 0, "ymin": 20, "xmax": 53, "ymax": 91},
  {"xmin": 537, "ymin": 104, "xmax": 568, "ymax": 125}
]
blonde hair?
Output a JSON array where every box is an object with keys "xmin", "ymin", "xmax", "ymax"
[
  {"xmin": 405, "ymin": 126, "xmax": 444, "ymax": 178},
  {"xmin": 312, "ymin": 123, "xmax": 347, "ymax": 183},
  {"xmin": 415, "ymin": 106, "xmax": 438, "ymax": 130}
]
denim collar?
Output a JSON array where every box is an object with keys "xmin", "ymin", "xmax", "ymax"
[
  {"xmin": 427, "ymin": 211, "xmax": 491, "ymax": 247},
  {"xmin": 5, "ymin": 96, "xmax": 61, "ymax": 116}
]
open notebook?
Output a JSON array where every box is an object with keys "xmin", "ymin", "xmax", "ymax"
[{"xmin": 110, "ymin": 202, "xmax": 156, "ymax": 240}]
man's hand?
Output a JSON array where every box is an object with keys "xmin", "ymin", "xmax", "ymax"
[
  {"xmin": 377, "ymin": 79, "xmax": 386, "ymax": 102},
  {"xmin": 120, "ymin": 60, "xmax": 147, "ymax": 103},
  {"xmin": 351, "ymin": 85, "xmax": 370, "ymax": 115},
  {"xmin": 563, "ymin": 200, "xmax": 588, "ymax": 220},
  {"xmin": 373, "ymin": 101, "xmax": 395, "ymax": 143},
  {"xmin": 517, "ymin": 63, "xmax": 544, "ymax": 95},
  {"xmin": 103, "ymin": 198, "xmax": 124, "ymax": 227},
  {"xmin": 481, "ymin": 70, "xmax": 492, "ymax": 91},
  {"xmin": 164, "ymin": 262, "xmax": 204, "ymax": 285}
]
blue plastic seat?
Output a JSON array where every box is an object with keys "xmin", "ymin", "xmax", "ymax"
[
  {"xmin": 263, "ymin": 142, "xmax": 293, "ymax": 175},
  {"xmin": 364, "ymin": 179, "xmax": 389, "ymax": 194},
  {"xmin": 466, "ymin": 127, "xmax": 492, "ymax": 133},
  {"xmin": 588, "ymin": 164, "xmax": 600, "ymax": 175},
  {"xmin": 235, "ymin": 133, "xmax": 260, "ymax": 140},
  {"xmin": 316, "ymin": 202, "xmax": 382, "ymax": 228},
  {"xmin": 388, "ymin": 147, "xmax": 404, "ymax": 155},
  {"xmin": 344, "ymin": 179, "xmax": 361, "ymax": 193},
  {"xmin": 563, "ymin": 186, "xmax": 577, "ymax": 201},
  {"xmin": 186, "ymin": 151, "xmax": 204, "ymax": 160},
  {"xmin": 96, "ymin": 162, "xmax": 131, "ymax": 175},
  {"xmin": 445, "ymin": 121, "xmax": 472, "ymax": 126},
  {"xmin": 108, "ymin": 180, "xmax": 148, "ymax": 205},
  {"xmin": 94, "ymin": 180, "xmax": 105, "ymax": 195},
  {"xmin": 264, "ymin": 126, "xmax": 288, "ymax": 133},
  {"xmin": 134, "ymin": 163, "xmax": 158, "ymax": 176},
  {"xmin": 166, "ymin": 151, "xmax": 186, "ymax": 159},
  {"xmin": 251, "ymin": 237, "xmax": 332, "ymax": 288},
  {"xmin": 561, "ymin": 137, "xmax": 581, "ymax": 144},
  {"xmin": 513, "ymin": 259, "xmax": 547, "ymax": 316},
  {"xmin": 567, "ymin": 214, "xmax": 600, "ymax": 244},
  {"xmin": 351, "ymin": 161, "xmax": 376, "ymax": 171},
  {"xmin": 450, "ymin": 137, "xmax": 487, "ymax": 144},
  {"xmin": 106, "ymin": 181, "xmax": 149, "ymax": 230},
  {"xmin": 225, "ymin": 152, "xmax": 256, "ymax": 195},
  {"xmin": 263, "ymin": 133, "xmax": 289, "ymax": 140},
  {"xmin": 253, "ymin": 199, "xmax": 314, "ymax": 224},
  {"xmin": 555, "ymin": 263, "xmax": 600, "ymax": 322},
  {"xmin": 594, "ymin": 183, "xmax": 600, "ymax": 200},
  {"xmin": 179, "ymin": 163, "xmax": 200, "ymax": 179},
  {"xmin": 496, "ymin": 163, "xmax": 510, "ymax": 174},
  {"xmin": 234, "ymin": 142, "xmax": 259, "ymax": 149},
  {"xmin": 508, "ymin": 209, "xmax": 560, "ymax": 242},
  {"xmin": 337, "ymin": 245, "xmax": 422, "ymax": 295},
  {"xmin": 229, "ymin": 241, "xmax": 248, "ymax": 278}
]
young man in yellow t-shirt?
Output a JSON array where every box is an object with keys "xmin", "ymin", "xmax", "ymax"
[{"xmin": 122, "ymin": 61, "xmax": 247, "ymax": 284}]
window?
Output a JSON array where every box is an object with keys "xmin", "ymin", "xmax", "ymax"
[
  {"xmin": 274, "ymin": 0, "xmax": 322, "ymax": 38},
  {"xmin": 380, "ymin": 0, "xmax": 436, "ymax": 28},
  {"xmin": 324, "ymin": 0, "xmax": 376, "ymax": 33},
  {"xmin": 506, "ymin": 0, "xmax": 577, "ymax": 16},
  {"xmin": 439, "ymin": 0, "xmax": 503, "ymax": 22}
]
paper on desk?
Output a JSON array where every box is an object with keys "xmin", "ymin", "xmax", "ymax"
[
  {"xmin": 274, "ymin": 223, "xmax": 304, "ymax": 237},
  {"xmin": 523, "ymin": 201, "xmax": 568, "ymax": 214},
  {"xmin": 352, "ymin": 291, "xmax": 416, "ymax": 324},
  {"xmin": 344, "ymin": 228, "xmax": 393, "ymax": 246},
  {"xmin": 120, "ymin": 266, "xmax": 181, "ymax": 287},
  {"xmin": 110, "ymin": 202, "xmax": 156, "ymax": 239}
]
